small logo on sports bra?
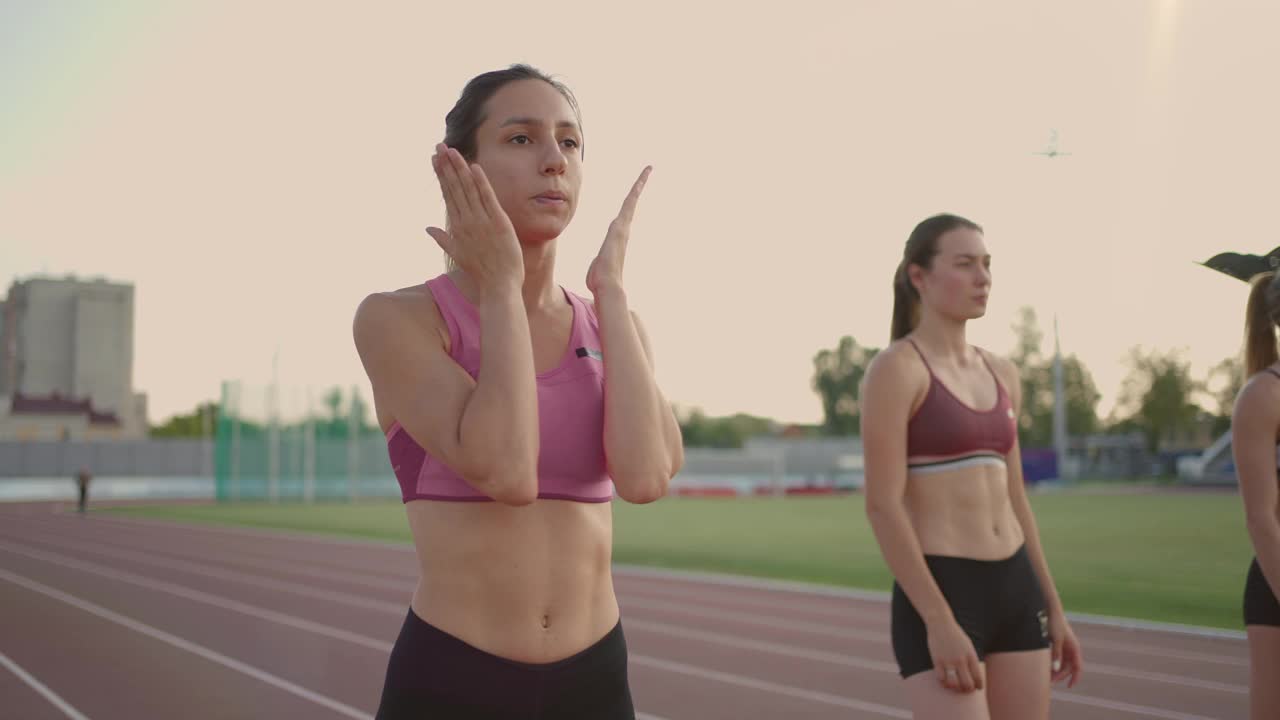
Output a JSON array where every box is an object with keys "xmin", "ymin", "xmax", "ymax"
[
  {"xmin": 575, "ymin": 347, "xmax": 603, "ymax": 361},
  {"xmin": 1037, "ymin": 609, "xmax": 1049, "ymax": 640}
]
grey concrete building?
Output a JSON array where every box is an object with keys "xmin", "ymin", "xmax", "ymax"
[{"xmin": 0, "ymin": 275, "xmax": 147, "ymax": 439}]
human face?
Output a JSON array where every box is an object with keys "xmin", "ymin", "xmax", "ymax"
[
  {"xmin": 471, "ymin": 79, "xmax": 583, "ymax": 246},
  {"xmin": 911, "ymin": 227, "xmax": 992, "ymax": 321}
]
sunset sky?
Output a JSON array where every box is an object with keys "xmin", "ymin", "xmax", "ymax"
[{"xmin": 4, "ymin": 1, "xmax": 1278, "ymax": 426}]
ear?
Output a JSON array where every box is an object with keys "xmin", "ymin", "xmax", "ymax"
[{"xmin": 907, "ymin": 263, "xmax": 927, "ymax": 293}]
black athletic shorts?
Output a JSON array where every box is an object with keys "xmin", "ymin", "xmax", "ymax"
[
  {"xmin": 891, "ymin": 544, "xmax": 1052, "ymax": 678},
  {"xmin": 1245, "ymin": 557, "xmax": 1280, "ymax": 628},
  {"xmin": 376, "ymin": 608, "xmax": 635, "ymax": 720}
]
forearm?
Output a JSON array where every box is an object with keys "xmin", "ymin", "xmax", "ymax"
[
  {"xmin": 866, "ymin": 500, "xmax": 953, "ymax": 625},
  {"xmin": 593, "ymin": 284, "xmax": 682, "ymax": 502},
  {"xmin": 458, "ymin": 281, "xmax": 540, "ymax": 500}
]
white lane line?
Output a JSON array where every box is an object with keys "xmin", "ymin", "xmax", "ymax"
[
  {"xmin": 69, "ymin": 513, "xmax": 414, "ymax": 552},
  {"xmin": 632, "ymin": 652, "xmax": 1221, "ymax": 720},
  {"xmin": 4, "ymin": 535, "xmax": 1245, "ymax": 699},
  {"xmin": 620, "ymin": 588, "xmax": 1247, "ymax": 669},
  {"xmin": 615, "ymin": 577, "xmax": 885, "ymax": 621},
  {"xmin": 624, "ymin": 618, "xmax": 897, "ymax": 673},
  {"xmin": 630, "ymin": 653, "xmax": 912, "ymax": 719},
  {"xmin": 49, "ymin": 524, "xmax": 1252, "ymax": 672},
  {"xmin": 0, "ymin": 568, "xmax": 373, "ymax": 720},
  {"xmin": 0, "ymin": 650, "xmax": 92, "ymax": 720},
  {"xmin": 623, "ymin": 617, "xmax": 1245, "ymax": 695},
  {"xmin": 1088, "ymin": 661, "xmax": 1245, "ymax": 694},
  {"xmin": 0, "ymin": 541, "xmax": 395, "ymax": 653},
  {"xmin": 1080, "ymin": 637, "xmax": 1247, "ymax": 668},
  {"xmin": 8, "ymin": 534, "xmax": 407, "ymax": 615},
  {"xmin": 621, "ymin": 596, "xmax": 890, "ymax": 643},
  {"xmin": 0, "ymin": 540, "xmax": 1232, "ymax": 719},
  {"xmin": 616, "ymin": 565, "xmax": 1248, "ymax": 641},
  {"xmin": 1051, "ymin": 690, "xmax": 1220, "ymax": 720},
  {"xmin": 0, "ymin": 525, "xmax": 416, "ymax": 593},
  {"xmin": 67, "ymin": 515, "xmax": 1247, "ymax": 640}
]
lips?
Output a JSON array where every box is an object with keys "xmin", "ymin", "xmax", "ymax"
[{"xmin": 534, "ymin": 191, "xmax": 567, "ymax": 201}]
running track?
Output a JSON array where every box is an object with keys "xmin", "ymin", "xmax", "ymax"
[{"xmin": 0, "ymin": 502, "xmax": 1250, "ymax": 719}]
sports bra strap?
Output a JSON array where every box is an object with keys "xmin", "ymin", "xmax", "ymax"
[{"xmin": 905, "ymin": 338, "xmax": 933, "ymax": 373}]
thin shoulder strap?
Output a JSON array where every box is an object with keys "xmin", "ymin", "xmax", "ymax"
[
  {"xmin": 562, "ymin": 287, "xmax": 593, "ymax": 323},
  {"xmin": 904, "ymin": 338, "xmax": 933, "ymax": 373},
  {"xmin": 974, "ymin": 347, "xmax": 1008, "ymax": 394},
  {"xmin": 974, "ymin": 346, "xmax": 998, "ymax": 375},
  {"xmin": 1264, "ymin": 367, "xmax": 1280, "ymax": 381}
]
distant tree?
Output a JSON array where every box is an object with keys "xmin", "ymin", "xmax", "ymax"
[
  {"xmin": 1061, "ymin": 357, "xmax": 1102, "ymax": 439},
  {"xmin": 811, "ymin": 336, "xmax": 879, "ymax": 436},
  {"xmin": 1113, "ymin": 348, "xmax": 1204, "ymax": 451},
  {"xmin": 348, "ymin": 388, "xmax": 372, "ymax": 433},
  {"xmin": 1010, "ymin": 306, "xmax": 1043, "ymax": 369},
  {"xmin": 323, "ymin": 387, "xmax": 343, "ymax": 422},
  {"xmin": 312, "ymin": 386, "xmax": 362, "ymax": 438},
  {"xmin": 150, "ymin": 402, "xmax": 219, "ymax": 438},
  {"xmin": 1007, "ymin": 307, "xmax": 1101, "ymax": 447},
  {"xmin": 1205, "ymin": 356, "xmax": 1244, "ymax": 436},
  {"xmin": 676, "ymin": 408, "xmax": 775, "ymax": 448}
]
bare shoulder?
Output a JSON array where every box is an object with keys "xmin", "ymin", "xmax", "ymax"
[
  {"xmin": 862, "ymin": 340, "xmax": 929, "ymax": 433},
  {"xmin": 865, "ymin": 339, "xmax": 929, "ymax": 390},
  {"xmin": 1235, "ymin": 368, "xmax": 1280, "ymax": 419},
  {"xmin": 352, "ymin": 285, "xmax": 446, "ymax": 348}
]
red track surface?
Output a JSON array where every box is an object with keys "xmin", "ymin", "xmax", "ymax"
[{"xmin": 0, "ymin": 503, "xmax": 1249, "ymax": 719}]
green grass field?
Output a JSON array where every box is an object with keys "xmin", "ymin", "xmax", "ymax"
[{"xmin": 107, "ymin": 490, "xmax": 1254, "ymax": 630}]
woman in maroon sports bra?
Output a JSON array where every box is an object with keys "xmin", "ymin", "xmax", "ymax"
[{"xmin": 860, "ymin": 214, "xmax": 1083, "ymax": 719}]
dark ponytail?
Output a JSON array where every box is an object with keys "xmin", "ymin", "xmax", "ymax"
[
  {"xmin": 891, "ymin": 261, "xmax": 920, "ymax": 341},
  {"xmin": 890, "ymin": 213, "xmax": 983, "ymax": 341},
  {"xmin": 1244, "ymin": 271, "xmax": 1280, "ymax": 375}
]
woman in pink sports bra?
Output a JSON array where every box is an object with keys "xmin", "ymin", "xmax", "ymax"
[
  {"xmin": 352, "ymin": 65, "xmax": 684, "ymax": 719},
  {"xmin": 860, "ymin": 214, "xmax": 1083, "ymax": 719}
]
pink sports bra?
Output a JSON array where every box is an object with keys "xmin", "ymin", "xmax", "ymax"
[{"xmin": 385, "ymin": 274, "xmax": 613, "ymax": 503}]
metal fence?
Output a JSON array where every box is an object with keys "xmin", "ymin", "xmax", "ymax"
[{"xmin": 0, "ymin": 438, "xmax": 209, "ymax": 478}]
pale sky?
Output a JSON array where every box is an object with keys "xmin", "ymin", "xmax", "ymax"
[{"xmin": 4, "ymin": 1, "xmax": 1278, "ymax": 425}]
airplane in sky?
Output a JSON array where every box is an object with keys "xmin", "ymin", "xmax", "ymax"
[{"xmin": 1034, "ymin": 129, "xmax": 1072, "ymax": 159}]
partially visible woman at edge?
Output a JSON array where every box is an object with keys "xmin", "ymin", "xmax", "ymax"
[
  {"xmin": 1229, "ymin": 270, "xmax": 1280, "ymax": 720},
  {"xmin": 353, "ymin": 64, "xmax": 684, "ymax": 719},
  {"xmin": 859, "ymin": 214, "xmax": 1084, "ymax": 719}
]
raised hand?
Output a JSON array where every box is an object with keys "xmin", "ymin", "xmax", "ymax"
[
  {"xmin": 587, "ymin": 166, "xmax": 651, "ymax": 295},
  {"xmin": 426, "ymin": 144, "xmax": 524, "ymax": 289}
]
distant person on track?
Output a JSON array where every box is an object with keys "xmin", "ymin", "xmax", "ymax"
[
  {"xmin": 353, "ymin": 64, "xmax": 684, "ymax": 719},
  {"xmin": 1227, "ymin": 268, "xmax": 1280, "ymax": 720},
  {"xmin": 859, "ymin": 214, "xmax": 1083, "ymax": 719},
  {"xmin": 75, "ymin": 466, "xmax": 92, "ymax": 514}
]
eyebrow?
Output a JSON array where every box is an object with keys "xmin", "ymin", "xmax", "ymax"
[
  {"xmin": 954, "ymin": 253, "xmax": 991, "ymax": 260},
  {"xmin": 498, "ymin": 116, "xmax": 580, "ymax": 131}
]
